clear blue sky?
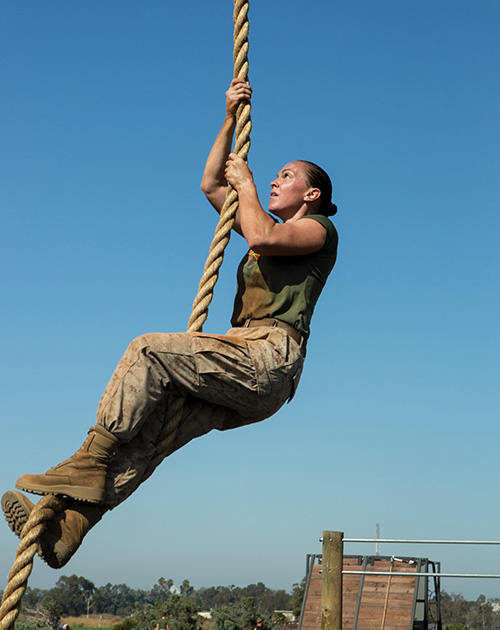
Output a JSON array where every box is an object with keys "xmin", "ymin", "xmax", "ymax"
[{"xmin": 1, "ymin": 0, "xmax": 499, "ymax": 602}]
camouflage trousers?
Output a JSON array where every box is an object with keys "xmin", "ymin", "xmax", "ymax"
[{"xmin": 96, "ymin": 326, "xmax": 305, "ymax": 508}]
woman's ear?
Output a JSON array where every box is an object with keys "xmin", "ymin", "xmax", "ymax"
[{"xmin": 305, "ymin": 187, "xmax": 321, "ymax": 202}]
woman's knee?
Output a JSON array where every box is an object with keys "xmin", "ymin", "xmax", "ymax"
[{"xmin": 127, "ymin": 333, "xmax": 164, "ymax": 355}]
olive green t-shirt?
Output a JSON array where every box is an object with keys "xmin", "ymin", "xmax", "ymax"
[{"xmin": 230, "ymin": 215, "xmax": 338, "ymax": 340}]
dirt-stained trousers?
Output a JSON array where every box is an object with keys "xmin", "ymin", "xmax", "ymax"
[{"xmin": 96, "ymin": 326, "xmax": 304, "ymax": 508}]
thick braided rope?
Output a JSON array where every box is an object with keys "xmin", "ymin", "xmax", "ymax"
[
  {"xmin": 145, "ymin": 0, "xmax": 251, "ymax": 476},
  {"xmin": 187, "ymin": 0, "xmax": 251, "ymax": 333},
  {"xmin": 0, "ymin": 496, "xmax": 66, "ymax": 630},
  {"xmin": 0, "ymin": 4, "xmax": 250, "ymax": 626}
]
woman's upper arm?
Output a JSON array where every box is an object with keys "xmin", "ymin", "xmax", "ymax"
[{"xmin": 250, "ymin": 217, "xmax": 327, "ymax": 256}]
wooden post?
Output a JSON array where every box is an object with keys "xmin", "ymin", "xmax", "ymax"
[{"xmin": 322, "ymin": 530, "xmax": 343, "ymax": 630}]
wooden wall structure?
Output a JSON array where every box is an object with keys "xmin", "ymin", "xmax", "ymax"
[{"xmin": 299, "ymin": 555, "xmax": 442, "ymax": 630}]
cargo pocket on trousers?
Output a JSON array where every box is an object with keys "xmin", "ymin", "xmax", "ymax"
[{"xmin": 191, "ymin": 335, "xmax": 259, "ymax": 411}]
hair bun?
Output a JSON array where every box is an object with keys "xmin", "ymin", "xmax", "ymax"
[{"xmin": 329, "ymin": 202, "xmax": 338, "ymax": 217}]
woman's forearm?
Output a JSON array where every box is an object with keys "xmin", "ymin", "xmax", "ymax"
[
  {"xmin": 236, "ymin": 180, "xmax": 276, "ymax": 249},
  {"xmin": 201, "ymin": 115, "xmax": 236, "ymax": 197},
  {"xmin": 201, "ymin": 79, "xmax": 251, "ymax": 214}
]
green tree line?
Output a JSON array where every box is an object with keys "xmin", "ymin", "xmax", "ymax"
[
  {"xmin": 1, "ymin": 576, "xmax": 305, "ymax": 630},
  {"xmin": 440, "ymin": 592, "xmax": 500, "ymax": 630}
]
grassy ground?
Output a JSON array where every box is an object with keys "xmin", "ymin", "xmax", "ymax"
[{"xmin": 61, "ymin": 614, "xmax": 123, "ymax": 630}]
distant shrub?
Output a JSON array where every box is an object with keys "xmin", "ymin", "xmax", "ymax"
[
  {"xmin": 15, "ymin": 623, "xmax": 44, "ymax": 630},
  {"xmin": 113, "ymin": 618, "xmax": 135, "ymax": 630}
]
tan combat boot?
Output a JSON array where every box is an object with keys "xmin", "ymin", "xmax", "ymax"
[
  {"xmin": 2, "ymin": 490, "xmax": 106, "ymax": 569},
  {"xmin": 16, "ymin": 425, "xmax": 119, "ymax": 503}
]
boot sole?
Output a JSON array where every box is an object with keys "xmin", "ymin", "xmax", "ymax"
[
  {"xmin": 2, "ymin": 490, "xmax": 32, "ymax": 537},
  {"xmin": 15, "ymin": 481, "xmax": 103, "ymax": 504}
]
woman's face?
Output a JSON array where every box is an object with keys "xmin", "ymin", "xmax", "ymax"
[{"xmin": 268, "ymin": 161, "xmax": 311, "ymax": 218}]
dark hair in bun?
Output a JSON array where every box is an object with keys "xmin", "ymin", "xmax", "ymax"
[{"xmin": 300, "ymin": 160, "xmax": 338, "ymax": 216}]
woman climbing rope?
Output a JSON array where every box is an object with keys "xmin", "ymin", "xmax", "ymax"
[{"xmin": 2, "ymin": 78, "xmax": 338, "ymax": 569}]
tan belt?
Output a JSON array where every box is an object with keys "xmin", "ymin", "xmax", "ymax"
[{"xmin": 244, "ymin": 318, "xmax": 306, "ymax": 352}]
